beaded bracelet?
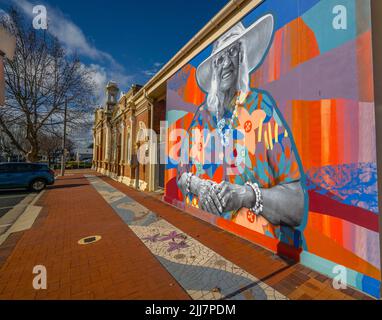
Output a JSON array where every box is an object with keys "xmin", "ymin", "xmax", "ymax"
[{"xmin": 245, "ymin": 181, "xmax": 263, "ymax": 215}]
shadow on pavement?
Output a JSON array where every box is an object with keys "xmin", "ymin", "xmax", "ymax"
[
  {"xmin": 47, "ymin": 183, "xmax": 88, "ymax": 190},
  {"xmin": 56, "ymin": 177, "xmax": 89, "ymax": 181},
  {"xmin": 0, "ymin": 190, "xmax": 30, "ymax": 195}
]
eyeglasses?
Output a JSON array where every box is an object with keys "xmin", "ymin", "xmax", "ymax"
[{"xmin": 214, "ymin": 43, "xmax": 241, "ymax": 66}]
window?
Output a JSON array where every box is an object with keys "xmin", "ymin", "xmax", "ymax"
[
  {"xmin": 15, "ymin": 164, "xmax": 34, "ymax": 172},
  {"xmin": 34, "ymin": 164, "xmax": 49, "ymax": 171},
  {"xmin": 0, "ymin": 163, "xmax": 26, "ymax": 173}
]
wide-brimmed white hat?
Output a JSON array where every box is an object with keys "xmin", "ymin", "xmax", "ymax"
[{"xmin": 196, "ymin": 14, "xmax": 274, "ymax": 93}]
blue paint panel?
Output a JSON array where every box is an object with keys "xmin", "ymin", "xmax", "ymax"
[
  {"xmin": 166, "ymin": 157, "xmax": 179, "ymax": 169},
  {"xmin": 190, "ymin": 48, "xmax": 212, "ymax": 68},
  {"xmin": 299, "ymin": 0, "xmax": 322, "ymax": 13},
  {"xmin": 362, "ymin": 275, "xmax": 381, "ymax": 298},
  {"xmin": 306, "ymin": 163, "xmax": 379, "ymax": 214}
]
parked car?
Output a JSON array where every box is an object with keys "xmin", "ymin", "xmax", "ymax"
[{"xmin": 0, "ymin": 162, "xmax": 55, "ymax": 192}]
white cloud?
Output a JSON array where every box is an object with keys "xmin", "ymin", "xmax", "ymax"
[
  {"xmin": 10, "ymin": 0, "xmax": 133, "ymax": 101},
  {"xmin": 143, "ymin": 70, "xmax": 156, "ymax": 77},
  {"xmin": 86, "ymin": 64, "xmax": 108, "ymax": 101},
  {"xmin": 142, "ymin": 61, "xmax": 164, "ymax": 79},
  {"xmin": 85, "ymin": 63, "xmax": 133, "ymax": 104},
  {"xmin": 12, "ymin": 0, "xmax": 119, "ymax": 65}
]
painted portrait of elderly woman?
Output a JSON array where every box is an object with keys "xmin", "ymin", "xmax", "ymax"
[{"xmin": 176, "ymin": 14, "xmax": 307, "ymax": 241}]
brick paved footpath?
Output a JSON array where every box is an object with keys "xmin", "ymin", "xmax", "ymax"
[{"xmin": 0, "ymin": 171, "xmax": 374, "ymax": 300}]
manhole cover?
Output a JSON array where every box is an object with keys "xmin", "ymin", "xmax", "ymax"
[{"xmin": 78, "ymin": 235, "xmax": 102, "ymax": 245}]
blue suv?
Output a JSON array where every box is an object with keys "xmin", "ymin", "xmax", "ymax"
[{"xmin": 0, "ymin": 162, "xmax": 55, "ymax": 192}]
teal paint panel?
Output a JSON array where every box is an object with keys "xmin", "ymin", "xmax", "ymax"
[
  {"xmin": 167, "ymin": 110, "xmax": 188, "ymax": 125},
  {"xmin": 302, "ymin": 0, "xmax": 357, "ymax": 54}
]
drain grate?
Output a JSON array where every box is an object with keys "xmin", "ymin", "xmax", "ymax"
[{"xmin": 78, "ymin": 235, "xmax": 102, "ymax": 245}]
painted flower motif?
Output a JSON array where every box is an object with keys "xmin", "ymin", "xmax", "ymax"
[
  {"xmin": 233, "ymin": 207, "xmax": 270, "ymax": 234},
  {"xmin": 143, "ymin": 233, "xmax": 160, "ymax": 243},
  {"xmin": 159, "ymin": 231, "xmax": 186, "ymax": 242},
  {"xmin": 167, "ymin": 241, "xmax": 189, "ymax": 252},
  {"xmin": 236, "ymin": 108, "xmax": 266, "ymax": 155},
  {"xmin": 246, "ymin": 209, "xmax": 255, "ymax": 223}
]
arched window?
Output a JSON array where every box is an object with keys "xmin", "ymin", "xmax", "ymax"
[
  {"xmin": 136, "ymin": 121, "xmax": 148, "ymax": 164},
  {"xmin": 136, "ymin": 121, "xmax": 147, "ymax": 143}
]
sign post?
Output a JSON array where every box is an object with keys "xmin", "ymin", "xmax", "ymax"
[{"xmin": 60, "ymin": 99, "xmax": 68, "ymax": 176}]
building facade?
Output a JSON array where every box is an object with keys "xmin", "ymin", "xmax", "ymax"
[
  {"xmin": 93, "ymin": 82, "xmax": 166, "ymax": 191},
  {"xmin": 0, "ymin": 26, "xmax": 16, "ymax": 105},
  {"xmin": 93, "ymin": 0, "xmax": 382, "ymax": 298}
]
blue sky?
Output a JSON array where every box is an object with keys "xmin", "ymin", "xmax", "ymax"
[{"xmin": 0, "ymin": 0, "xmax": 229, "ymax": 100}]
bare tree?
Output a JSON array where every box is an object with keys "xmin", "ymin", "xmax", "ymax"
[
  {"xmin": 38, "ymin": 132, "xmax": 61, "ymax": 166},
  {"xmin": 0, "ymin": 8, "xmax": 96, "ymax": 162},
  {"xmin": 39, "ymin": 132, "xmax": 74, "ymax": 166}
]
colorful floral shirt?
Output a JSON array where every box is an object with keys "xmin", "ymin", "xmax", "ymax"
[{"xmin": 177, "ymin": 87, "xmax": 302, "ymax": 240}]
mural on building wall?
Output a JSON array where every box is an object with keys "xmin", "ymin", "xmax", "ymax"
[{"xmin": 165, "ymin": 0, "xmax": 380, "ymax": 297}]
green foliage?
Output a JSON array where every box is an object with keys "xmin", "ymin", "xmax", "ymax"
[{"xmin": 65, "ymin": 161, "xmax": 92, "ymax": 169}]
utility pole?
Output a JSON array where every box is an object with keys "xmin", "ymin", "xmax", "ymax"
[{"xmin": 60, "ymin": 99, "xmax": 68, "ymax": 176}]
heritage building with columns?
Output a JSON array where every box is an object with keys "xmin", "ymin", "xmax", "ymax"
[{"xmin": 93, "ymin": 81, "xmax": 166, "ymax": 192}]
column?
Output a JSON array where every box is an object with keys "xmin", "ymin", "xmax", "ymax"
[
  {"xmin": 121, "ymin": 122, "xmax": 125, "ymax": 163},
  {"xmin": 92, "ymin": 131, "xmax": 96, "ymax": 162},
  {"xmin": 105, "ymin": 124, "xmax": 110, "ymax": 161}
]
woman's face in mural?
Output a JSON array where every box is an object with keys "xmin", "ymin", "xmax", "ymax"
[{"xmin": 212, "ymin": 42, "xmax": 241, "ymax": 93}]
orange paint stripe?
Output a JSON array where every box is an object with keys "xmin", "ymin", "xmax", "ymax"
[
  {"xmin": 257, "ymin": 93, "xmax": 263, "ymax": 110},
  {"xmin": 304, "ymin": 223, "xmax": 380, "ymax": 280}
]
